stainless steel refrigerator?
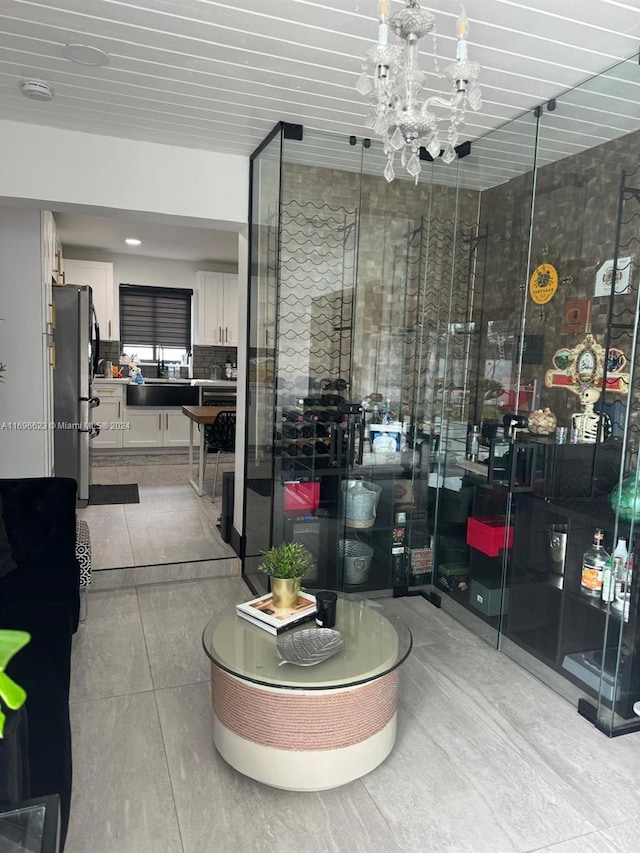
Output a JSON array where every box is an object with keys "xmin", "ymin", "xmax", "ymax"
[{"xmin": 53, "ymin": 284, "xmax": 100, "ymax": 506}]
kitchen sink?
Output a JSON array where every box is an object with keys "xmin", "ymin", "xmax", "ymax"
[{"xmin": 126, "ymin": 384, "xmax": 199, "ymax": 407}]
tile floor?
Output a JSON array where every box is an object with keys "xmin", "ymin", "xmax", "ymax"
[
  {"xmin": 65, "ymin": 578, "xmax": 640, "ymax": 853},
  {"xmin": 81, "ymin": 453, "xmax": 235, "ymax": 569}
]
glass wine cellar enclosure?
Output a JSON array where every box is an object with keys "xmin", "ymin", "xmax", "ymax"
[{"xmin": 243, "ymin": 54, "xmax": 640, "ymax": 736}]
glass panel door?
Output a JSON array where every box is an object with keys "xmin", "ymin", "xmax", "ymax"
[
  {"xmin": 271, "ymin": 129, "xmax": 363, "ymax": 591},
  {"xmin": 343, "ymin": 149, "xmax": 435, "ymax": 594},
  {"xmin": 432, "ymin": 112, "xmax": 539, "ymax": 647},
  {"xmin": 512, "ymin": 54, "xmax": 640, "ymax": 733},
  {"xmin": 243, "ymin": 127, "xmax": 282, "ymax": 593}
]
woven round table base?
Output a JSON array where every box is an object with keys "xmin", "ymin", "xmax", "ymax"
[{"xmin": 211, "ymin": 665, "xmax": 399, "ymax": 790}]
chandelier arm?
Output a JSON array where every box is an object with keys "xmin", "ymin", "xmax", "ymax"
[{"xmin": 424, "ymin": 95, "xmax": 457, "ymax": 112}]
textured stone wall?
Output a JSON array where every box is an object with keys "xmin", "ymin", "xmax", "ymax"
[
  {"xmin": 279, "ymin": 162, "xmax": 481, "ymax": 428},
  {"xmin": 192, "ymin": 345, "xmax": 238, "ymax": 379},
  {"xmin": 477, "ymin": 127, "xmax": 640, "ymax": 433}
]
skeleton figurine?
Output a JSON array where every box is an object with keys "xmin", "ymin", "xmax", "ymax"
[{"xmin": 571, "ymin": 387, "xmax": 612, "ymax": 443}]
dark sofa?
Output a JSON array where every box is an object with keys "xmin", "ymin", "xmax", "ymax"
[{"xmin": 0, "ymin": 477, "xmax": 80, "ymax": 849}]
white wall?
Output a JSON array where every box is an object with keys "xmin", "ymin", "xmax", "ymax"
[
  {"xmin": 0, "ymin": 120, "xmax": 248, "ymax": 230},
  {"xmin": 0, "ymin": 207, "xmax": 50, "ymax": 476}
]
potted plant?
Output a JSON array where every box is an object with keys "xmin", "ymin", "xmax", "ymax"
[{"xmin": 258, "ymin": 542, "xmax": 314, "ymax": 608}]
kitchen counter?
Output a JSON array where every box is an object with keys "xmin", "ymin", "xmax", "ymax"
[{"xmin": 94, "ymin": 377, "xmax": 237, "ymax": 387}]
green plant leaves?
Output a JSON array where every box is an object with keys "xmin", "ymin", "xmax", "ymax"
[
  {"xmin": 0, "ymin": 630, "xmax": 30, "ymax": 671},
  {"xmin": 0, "ymin": 629, "xmax": 30, "ymax": 738},
  {"xmin": 258, "ymin": 541, "xmax": 314, "ymax": 579}
]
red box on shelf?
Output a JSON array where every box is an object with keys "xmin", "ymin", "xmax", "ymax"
[
  {"xmin": 466, "ymin": 516, "xmax": 514, "ymax": 557},
  {"xmin": 283, "ymin": 481, "xmax": 320, "ymax": 513}
]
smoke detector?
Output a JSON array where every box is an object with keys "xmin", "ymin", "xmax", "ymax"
[{"xmin": 19, "ymin": 80, "xmax": 55, "ymax": 101}]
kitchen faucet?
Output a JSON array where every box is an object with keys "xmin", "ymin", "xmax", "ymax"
[{"xmin": 157, "ymin": 344, "xmax": 165, "ymax": 378}]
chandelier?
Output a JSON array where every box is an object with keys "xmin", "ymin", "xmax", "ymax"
[{"xmin": 356, "ymin": 1, "xmax": 482, "ymax": 182}]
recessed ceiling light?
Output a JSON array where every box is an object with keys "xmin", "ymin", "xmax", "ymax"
[
  {"xmin": 61, "ymin": 43, "xmax": 110, "ymax": 67},
  {"xmin": 125, "ymin": 238, "xmax": 142, "ymax": 246},
  {"xmin": 19, "ymin": 80, "xmax": 55, "ymax": 101}
]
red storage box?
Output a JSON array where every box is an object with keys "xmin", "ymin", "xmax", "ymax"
[
  {"xmin": 466, "ymin": 516, "xmax": 514, "ymax": 557},
  {"xmin": 283, "ymin": 481, "xmax": 320, "ymax": 513}
]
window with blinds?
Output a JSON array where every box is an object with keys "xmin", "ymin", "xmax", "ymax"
[{"xmin": 119, "ymin": 285, "xmax": 193, "ymax": 356}]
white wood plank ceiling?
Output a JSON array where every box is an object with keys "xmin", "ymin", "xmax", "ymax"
[{"xmin": 1, "ymin": 0, "xmax": 640, "ymax": 190}]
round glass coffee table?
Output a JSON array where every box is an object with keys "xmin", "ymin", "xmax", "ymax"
[{"xmin": 202, "ymin": 596, "xmax": 412, "ymax": 791}]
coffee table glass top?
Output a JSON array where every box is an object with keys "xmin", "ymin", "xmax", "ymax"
[
  {"xmin": 0, "ymin": 805, "xmax": 46, "ymax": 853},
  {"xmin": 202, "ymin": 596, "xmax": 412, "ymax": 689}
]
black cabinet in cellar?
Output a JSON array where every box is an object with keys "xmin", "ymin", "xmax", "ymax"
[{"xmin": 433, "ymin": 446, "xmax": 640, "ymax": 736}]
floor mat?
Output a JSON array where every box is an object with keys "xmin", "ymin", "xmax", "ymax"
[
  {"xmin": 92, "ymin": 454, "xmax": 189, "ymax": 467},
  {"xmin": 88, "ymin": 483, "xmax": 140, "ymax": 505}
]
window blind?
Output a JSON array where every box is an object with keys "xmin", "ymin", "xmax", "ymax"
[{"xmin": 119, "ymin": 285, "xmax": 193, "ymax": 350}]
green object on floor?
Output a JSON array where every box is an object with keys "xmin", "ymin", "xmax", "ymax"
[{"xmin": 0, "ymin": 629, "xmax": 30, "ymax": 738}]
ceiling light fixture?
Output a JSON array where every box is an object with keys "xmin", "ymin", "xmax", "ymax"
[
  {"xmin": 357, "ymin": 1, "xmax": 482, "ymax": 182},
  {"xmin": 61, "ymin": 43, "xmax": 110, "ymax": 67},
  {"xmin": 125, "ymin": 238, "xmax": 141, "ymax": 246},
  {"xmin": 19, "ymin": 80, "xmax": 55, "ymax": 101}
]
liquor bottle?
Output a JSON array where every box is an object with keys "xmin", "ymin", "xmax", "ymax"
[
  {"xmin": 581, "ymin": 528, "xmax": 609, "ymax": 597},
  {"xmin": 466, "ymin": 425, "xmax": 480, "ymax": 462},
  {"xmin": 613, "ymin": 538, "xmax": 630, "ymax": 596},
  {"xmin": 601, "ymin": 558, "xmax": 616, "ymax": 603},
  {"xmin": 613, "ymin": 537, "xmax": 629, "ymax": 564}
]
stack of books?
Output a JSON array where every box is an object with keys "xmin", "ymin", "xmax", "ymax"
[{"xmin": 236, "ymin": 591, "xmax": 317, "ymax": 634}]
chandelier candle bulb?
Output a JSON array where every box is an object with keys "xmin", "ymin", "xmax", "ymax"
[
  {"xmin": 456, "ymin": 7, "xmax": 469, "ymax": 60},
  {"xmin": 378, "ymin": 0, "xmax": 390, "ymax": 44}
]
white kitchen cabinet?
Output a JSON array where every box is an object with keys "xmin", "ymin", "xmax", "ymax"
[
  {"xmin": 41, "ymin": 211, "xmax": 63, "ymax": 334},
  {"xmin": 92, "ymin": 381, "xmax": 125, "ymax": 449},
  {"xmin": 164, "ymin": 410, "xmax": 192, "ymax": 446},
  {"xmin": 195, "ymin": 271, "xmax": 238, "ymax": 347},
  {"xmin": 64, "ymin": 259, "xmax": 118, "ymax": 340},
  {"xmin": 123, "ymin": 407, "xmax": 190, "ymax": 448},
  {"xmin": 123, "ymin": 409, "xmax": 164, "ymax": 448}
]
